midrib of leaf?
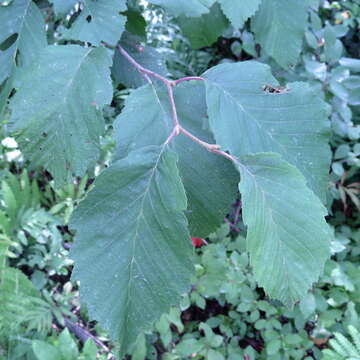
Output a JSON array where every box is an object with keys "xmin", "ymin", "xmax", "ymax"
[
  {"xmin": 207, "ymin": 79, "xmax": 287, "ymax": 154},
  {"xmin": 53, "ymin": 48, "xmax": 93, "ymax": 147},
  {"xmin": 150, "ymin": 83, "xmax": 172, "ymax": 130},
  {"xmin": 239, "ymin": 162, "xmax": 287, "ymax": 268},
  {"xmin": 62, "ymin": 48, "xmax": 93, "ymax": 104},
  {"xmin": 125, "ymin": 144, "xmax": 169, "ymax": 330}
]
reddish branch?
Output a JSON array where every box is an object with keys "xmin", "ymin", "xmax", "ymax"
[{"xmin": 111, "ymin": 43, "xmax": 239, "ymax": 165}]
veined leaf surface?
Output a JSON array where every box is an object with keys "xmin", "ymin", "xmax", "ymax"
[
  {"xmin": 114, "ymin": 83, "xmax": 238, "ymax": 237},
  {"xmin": 49, "ymin": 0, "xmax": 77, "ymax": 15},
  {"xmin": 238, "ymin": 153, "xmax": 331, "ymax": 306},
  {"xmin": 148, "ymin": 0, "xmax": 216, "ymax": 17},
  {"xmin": 218, "ymin": 0, "xmax": 262, "ymax": 29},
  {"xmin": 9, "ymin": 45, "xmax": 113, "ymax": 185},
  {"xmin": 64, "ymin": 0, "xmax": 127, "ymax": 45},
  {"xmin": 70, "ymin": 146, "xmax": 193, "ymax": 355},
  {"xmin": 0, "ymin": 0, "xmax": 46, "ymax": 83},
  {"xmin": 204, "ymin": 61, "xmax": 331, "ymax": 202},
  {"xmin": 251, "ymin": 0, "xmax": 309, "ymax": 67}
]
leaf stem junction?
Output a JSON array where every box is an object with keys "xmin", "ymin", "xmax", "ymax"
[{"xmin": 104, "ymin": 42, "xmax": 238, "ymax": 164}]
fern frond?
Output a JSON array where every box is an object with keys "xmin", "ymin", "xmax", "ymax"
[
  {"xmin": 349, "ymin": 326, "xmax": 360, "ymax": 354},
  {"xmin": 322, "ymin": 349, "xmax": 346, "ymax": 360},
  {"xmin": 333, "ymin": 332, "xmax": 359, "ymax": 357},
  {"xmin": 0, "ymin": 267, "xmax": 53, "ymax": 338},
  {"xmin": 323, "ymin": 326, "xmax": 360, "ymax": 360}
]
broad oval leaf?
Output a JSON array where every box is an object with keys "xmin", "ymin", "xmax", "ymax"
[
  {"xmin": 70, "ymin": 145, "xmax": 193, "ymax": 356},
  {"xmin": 9, "ymin": 45, "xmax": 113, "ymax": 185},
  {"xmin": 218, "ymin": 0, "xmax": 262, "ymax": 29},
  {"xmin": 114, "ymin": 82, "xmax": 239, "ymax": 237},
  {"xmin": 204, "ymin": 61, "xmax": 331, "ymax": 202},
  {"xmin": 238, "ymin": 153, "xmax": 331, "ymax": 306},
  {"xmin": 49, "ymin": 0, "xmax": 77, "ymax": 15},
  {"xmin": 177, "ymin": 3, "xmax": 229, "ymax": 49},
  {"xmin": 63, "ymin": 0, "xmax": 127, "ymax": 46},
  {"xmin": 148, "ymin": 0, "xmax": 216, "ymax": 17},
  {"xmin": 251, "ymin": 0, "xmax": 309, "ymax": 68},
  {"xmin": 0, "ymin": 0, "xmax": 46, "ymax": 83}
]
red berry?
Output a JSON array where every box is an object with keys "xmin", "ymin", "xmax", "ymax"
[{"xmin": 191, "ymin": 237, "xmax": 204, "ymax": 248}]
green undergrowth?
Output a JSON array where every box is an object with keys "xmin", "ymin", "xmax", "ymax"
[{"xmin": 0, "ymin": 0, "xmax": 360, "ymax": 359}]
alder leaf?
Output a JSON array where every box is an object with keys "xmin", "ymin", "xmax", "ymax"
[
  {"xmin": 49, "ymin": 0, "xmax": 77, "ymax": 15},
  {"xmin": 63, "ymin": 0, "xmax": 127, "ymax": 46},
  {"xmin": 177, "ymin": 3, "xmax": 229, "ymax": 49},
  {"xmin": 204, "ymin": 61, "xmax": 331, "ymax": 202},
  {"xmin": 70, "ymin": 146, "xmax": 193, "ymax": 356},
  {"xmin": 238, "ymin": 153, "xmax": 331, "ymax": 306},
  {"xmin": 218, "ymin": 0, "xmax": 262, "ymax": 29},
  {"xmin": 9, "ymin": 45, "xmax": 113, "ymax": 185},
  {"xmin": 0, "ymin": 0, "xmax": 46, "ymax": 83},
  {"xmin": 112, "ymin": 34, "xmax": 167, "ymax": 88},
  {"xmin": 114, "ymin": 83, "xmax": 238, "ymax": 237},
  {"xmin": 148, "ymin": 0, "xmax": 216, "ymax": 17},
  {"xmin": 251, "ymin": 0, "xmax": 309, "ymax": 68}
]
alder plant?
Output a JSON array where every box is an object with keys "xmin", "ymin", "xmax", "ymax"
[{"xmin": 0, "ymin": 0, "xmax": 333, "ymax": 356}]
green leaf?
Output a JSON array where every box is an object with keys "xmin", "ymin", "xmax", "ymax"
[
  {"xmin": 70, "ymin": 146, "xmax": 193, "ymax": 356},
  {"xmin": 177, "ymin": 3, "xmax": 229, "ymax": 49},
  {"xmin": 113, "ymin": 34, "xmax": 167, "ymax": 88},
  {"xmin": 32, "ymin": 341, "xmax": 62, "ymax": 360},
  {"xmin": 81, "ymin": 340, "xmax": 98, "ymax": 359},
  {"xmin": 9, "ymin": 45, "xmax": 113, "ymax": 185},
  {"xmin": 114, "ymin": 83, "xmax": 238, "ymax": 237},
  {"xmin": 208, "ymin": 349, "xmax": 225, "ymax": 360},
  {"xmin": 58, "ymin": 329, "xmax": 79, "ymax": 360},
  {"xmin": 148, "ymin": 0, "xmax": 216, "ymax": 17},
  {"xmin": 64, "ymin": 0, "xmax": 127, "ymax": 45},
  {"xmin": 339, "ymin": 58, "xmax": 360, "ymax": 72},
  {"xmin": 299, "ymin": 292, "xmax": 316, "ymax": 318},
  {"xmin": 237, "ymin": 153, "xmax": 330, "ymax": 306},
  {"xmin": 0, "ymin": 0, "xmax": 46, "ymax": 83},
  {"xmin": 204, "ymin": 61, "xmax": 330, "ymax": 202},
  {"xmin": 125, "ymin": 10, "xmax": 147, "ymax": 38},
  {"xmin": 49, "ymin": 0, "xmax": 77, "ymax": 15},
  {"xmin": 176, "ymin": 338, "xmax": 204, "ymax": 356},
  {"xmin": 218, "ymin": 0, "xmax": 262, "ymax": 29},
  {"xmin": 251, "ymin": 0, "xmax": 309, "ymax": 67}
]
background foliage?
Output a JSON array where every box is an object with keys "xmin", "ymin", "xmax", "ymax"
[{"xmin": 0, "ymin": 0, "xmax": 359, "ymax": 359}]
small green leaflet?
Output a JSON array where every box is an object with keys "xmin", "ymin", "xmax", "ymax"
[
  {"xmin": 0, "ymin": 0, "xmax": 46, "ymax": 83},
  {"xmin": 63, "ymin": 0, "xmax": 127, "ymax": 46},
  {"xmin": 204, "ymin": 61, "xmax": 331, "ymax": 202},
  {"xmin": 9, "ymin": 45, "xmax": 113, "ymax": 185},
  {"xmin": 218, "ymin": 0, "xmax": 262, "ymax": 29},
  {"xmin": 148, "ymin": 0, "xmax": 216, "ymax": 17},
  {"xmin": 251, "ymin": 0, "xmax": 309, "ymax": 68},
  {"xmin": 177, "ymin": 3, "xmax": 229, "ymax": 49},
  {"xmin": 70, "ymin": 146, "xmax": 193, "ymax": 356},
  {"xmin": 114, "ymin": 82, "xmax": 238, "ymax": 237},
  {"xmin": 238, "ymin": 153, "xmax": 330, "ymax": 306}
]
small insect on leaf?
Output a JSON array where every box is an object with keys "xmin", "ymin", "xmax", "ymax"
[{"xmin": 262, "ymin": 84, "xmax": 290, "ymax": 94}]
